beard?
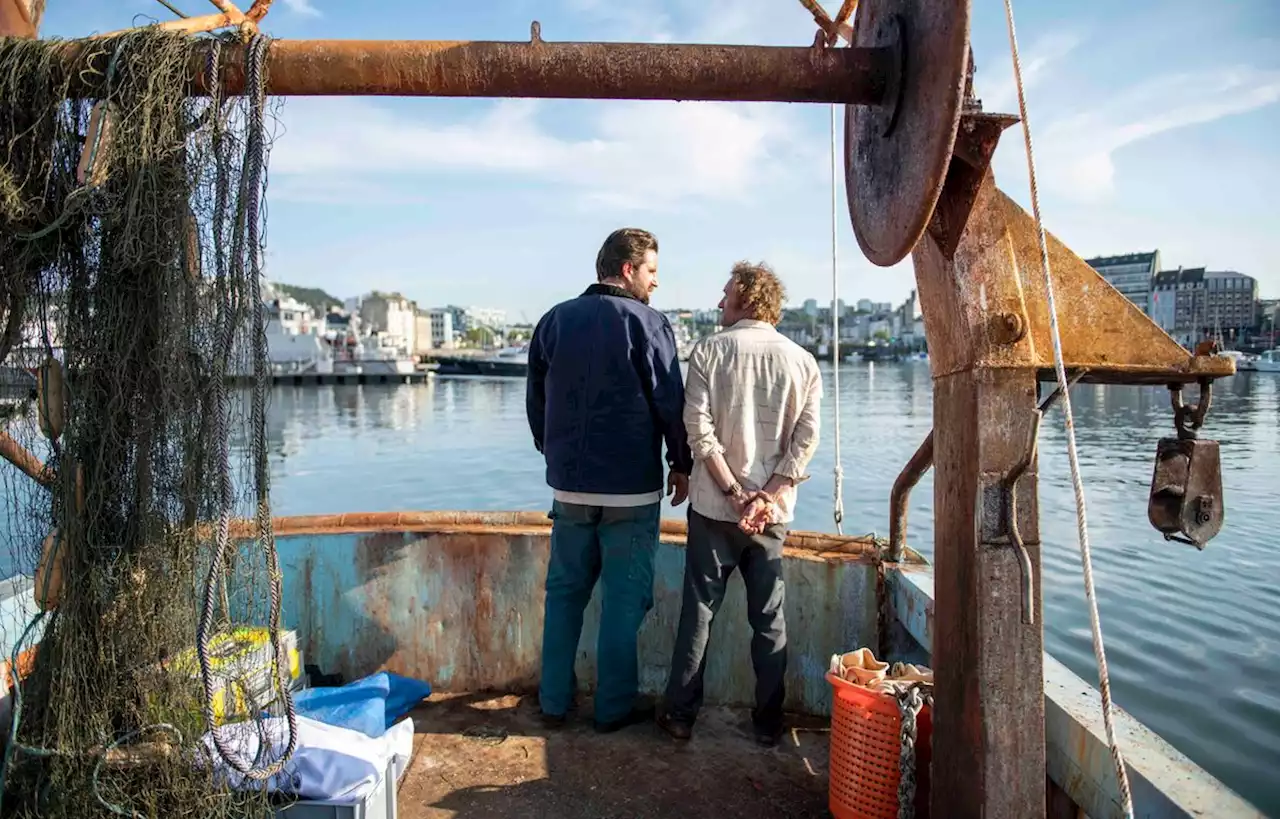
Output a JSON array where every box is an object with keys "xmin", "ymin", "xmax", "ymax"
[{"xmin": 629, "ymin": 282, "xmax": 651, "ymax": 304}]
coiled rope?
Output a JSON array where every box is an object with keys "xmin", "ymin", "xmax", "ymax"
[{"xmin": 999, "ymin": 2, "xmax": 1135, "ymax": 815}]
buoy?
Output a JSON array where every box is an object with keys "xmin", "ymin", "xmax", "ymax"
[
  {"xmin": 34, "ymin": 529, "xmax": 66, "ymax": 610},
  {"xmin": 36, "ymin": 356, "xmax": 66, "ymax": 442},
  {"xmin": 77, "ymin": 100, "xmax": 115, "ymax": 187}
]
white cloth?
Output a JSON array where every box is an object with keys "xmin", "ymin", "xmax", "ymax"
[
  {"xmin": 683, "ymin": 319, "xmax": 823, "ymax": 524},
  {"xmin": 552, "ymin": 489, "xmax": 662, "ymax": 507},
  {"xmin": 201, "ymin": 715, "xmax": 414, "ymax": 803}
]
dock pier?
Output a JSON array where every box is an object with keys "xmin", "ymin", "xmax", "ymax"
[{"xmin": 227, "ymin": 371, "xmax": 433, "ymax": 387}]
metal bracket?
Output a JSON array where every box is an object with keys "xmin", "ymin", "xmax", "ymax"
[
  {"xmin": 998, "ymin": 409, "xmax": 1041, "ymax": 625},
  {"xmin": 1169, "ymin": 379, "xmax": 1212, "ymax": 440}
]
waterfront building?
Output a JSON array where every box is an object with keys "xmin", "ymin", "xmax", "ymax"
[{"xmin": 1085, "ymin": 251, "xmax": 1160, "ymax": 314}]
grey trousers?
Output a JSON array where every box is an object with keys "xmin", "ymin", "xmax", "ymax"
[{"xmin": 663, "ymin": 508, "xmax": 787, "ymax": 731}]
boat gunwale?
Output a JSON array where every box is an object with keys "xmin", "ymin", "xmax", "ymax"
[{"xmin": 228, "ymin": 510, "xmax": 927, "ymax": 564}]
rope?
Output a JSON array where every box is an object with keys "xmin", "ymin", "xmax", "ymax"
[
  {"xmin": 196, "ymin": 31, "xmax": 298, "ymax": 781},
  {"xmin": 1000, "ymin": 2, "xmax": 1134, "ymax": 816},
  {"xmin": 829, "ymin": 102, "xmax": 845, "ymax": 535}
]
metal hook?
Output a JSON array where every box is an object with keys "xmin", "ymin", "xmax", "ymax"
[
  {"xmin": 1169, "ymin": 378, "xmax": 1212, "ymax": 440},
  {"xmin": 1002, "ymin": 409, "xmax": 1041, "ymax": 625}
]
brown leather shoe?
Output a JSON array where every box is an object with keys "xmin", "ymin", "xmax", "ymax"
[{"xmin": 657, "ymin": 712, "xmax": 693, "ymax": 741}]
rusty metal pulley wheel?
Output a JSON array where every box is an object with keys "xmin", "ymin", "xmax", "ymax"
[{"xmin": 845, "ymin": 0, "xmax": 970, "ymax": 267}]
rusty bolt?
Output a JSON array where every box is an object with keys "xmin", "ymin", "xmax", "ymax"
[{"xmin": 994, "ymin": 311, "xmax": 1026, "ymax": 345}]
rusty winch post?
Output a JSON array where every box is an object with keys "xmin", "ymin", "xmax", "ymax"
[
  {"xmin": 1148, "ymin": 381, "xmax": 1224, "ymax": 548},
  {"xmin": 903, "ymin": 35, "xmax": 1233, "ymax": 813}
]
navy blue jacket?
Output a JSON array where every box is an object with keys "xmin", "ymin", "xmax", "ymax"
[{"xmin": 527, "ymin": 283, "xmax": 693, "ymax": 496}]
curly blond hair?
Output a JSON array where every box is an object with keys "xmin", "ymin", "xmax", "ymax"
[{"xmin": 730, "ymin": 261, "xmax": 786, "ymax": 325}]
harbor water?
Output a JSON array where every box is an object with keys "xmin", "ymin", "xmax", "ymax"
[{"xmin": 3, "ymin": 363, "xmax": 1278, "ymax": 813}]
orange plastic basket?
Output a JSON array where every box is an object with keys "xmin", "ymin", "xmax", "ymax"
[{"xmin": 827, "ymin": 671, "xmax": 932, "ymax": 819}]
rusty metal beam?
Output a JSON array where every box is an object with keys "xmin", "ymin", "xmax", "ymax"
[
  {"xmin": 0, "ymin": 431, "xmax": 53, "ymax": 488},
  {"xmin": 172, "ymin": 34, "xmax": 893, "ymax": 102},
  {"xmin": 51, "ymin": 33, "xmax": 892, "ymax": 102},
  {"xmin": 888, "ymin": 430, "xmax": 933, "ymax": 563}
]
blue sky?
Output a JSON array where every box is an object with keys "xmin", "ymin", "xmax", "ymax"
[{"xmin": 42, "ymin": 1, "xmax": 1280, "ymax": 322}]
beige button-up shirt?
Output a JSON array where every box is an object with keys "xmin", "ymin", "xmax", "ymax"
[{"xmin": 683, "ymin": 319, "xmax": 823, "ymax": 525}]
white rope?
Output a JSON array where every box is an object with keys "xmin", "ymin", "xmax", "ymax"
[
  {"xmin": 829, "ymin": 102, "xmax": 844, "ymax": 535},
  {"xmin": 1000, "ymin": 2, "xmax": 1134, "ymax": 816}
]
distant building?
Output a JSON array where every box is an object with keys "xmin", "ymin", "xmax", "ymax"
[
  {"xmin": 1085, "ymin": 251, "xmax": 1160, "ymax": 313},
  {"xmin": 1150, "ymin": 267, "xmax": 1258, "ymax": 346},
  {"xmin": 413, "ymin": 310, "xmax": 433, "ymax": 357},
  {"xmin": 447, "ymin": 306, "xmax": 507, "ymax": 335},
  {"xmin": 802, "ymin": 299, "xmax": 819, "ymax": 317},
  {"xmin": 1203, "ymin": 270, "xmax": 1259, "ymax": 342},
  {"xmin": 428, "ymin": 309, "xmax": 455, "ymax": 349},
  {"xmin": 893, "ymin": 290, "xmax": 921, "ymax": 341},
  {"xmin": 1258, "ymin": 299, "xmax": 1279, "ymax": 345},
  {"xmin": 358, "ymin": 291, "xmax": 417, "ymax": 355}
]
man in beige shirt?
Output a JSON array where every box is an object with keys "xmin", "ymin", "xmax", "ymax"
[{"xmin": 658, "ymin": 262, "xmax": 822, "ymax": 746}]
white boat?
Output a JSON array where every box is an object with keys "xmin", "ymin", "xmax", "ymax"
[
  {"xmin": 231, "ymin": 284, "xmax": 418, "ymax": 378},
  {"xmin": 1251, "ymin": 349, "xmax": 1280, "ymax": 373}
]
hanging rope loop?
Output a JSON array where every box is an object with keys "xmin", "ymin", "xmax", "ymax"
[{"xmin": 829, "ymin": 102, "xmax": 845, "ymax": 535}]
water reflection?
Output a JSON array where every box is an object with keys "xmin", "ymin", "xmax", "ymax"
[{"xmin": 253, "ymin": 366, "xmax": 1277, "ymax": 814}]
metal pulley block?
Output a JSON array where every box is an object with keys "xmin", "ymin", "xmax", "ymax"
[{"xmin": 1148, "ymin": 381, "xmax": 1224, "ymax": 549}]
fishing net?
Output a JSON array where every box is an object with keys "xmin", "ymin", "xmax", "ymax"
[{"xmin": 0, "ymin": 29, "xmax": 296, "ymax": 818}]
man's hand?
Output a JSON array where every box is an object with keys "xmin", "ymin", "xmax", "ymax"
[
  {"xmin": 668, "ymin": 472, "xmax": 689, "ymax": 506},
  {"xmin": 738, "ymin": 491, "xmax": 777, "ymax": 535}
]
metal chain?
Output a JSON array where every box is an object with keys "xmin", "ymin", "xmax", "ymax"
[
  {"xmin": 1170, "ymin": 380, "xmax": 1212, "ymax": 440},
  {"xmin": 895, "ymin": 683, "xmax": 930, "ymax": 819},
  {"xmin": 196, "ymin": 32, "xmax": 297, "ymax": 781}
]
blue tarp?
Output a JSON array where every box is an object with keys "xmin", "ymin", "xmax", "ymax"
[{"xmin": 290, "ymin": 671, "xmax": 432, "ymax": 738}]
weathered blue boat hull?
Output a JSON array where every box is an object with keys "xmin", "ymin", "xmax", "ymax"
[
  {"xmin": 1, "ymin": 511, "xmax": 1264, "ymax": 818},
  {"xmin": 264, "ymin": 512, "xmax": 880, "ymax": 716}
]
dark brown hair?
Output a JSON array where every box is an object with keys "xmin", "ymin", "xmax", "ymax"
[
  {"xmin": 596, "ymin": 228, "xmax": 658, "ymax": 282},
  {"xmin": 730, "ymin": 261, "xmax": 787, "ymax": 325}
]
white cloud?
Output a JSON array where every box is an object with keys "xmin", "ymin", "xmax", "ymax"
[
  {"xmin": 980, "ymin": 30, "xmax": 1083, "ymax": 112},
  {"xmin": 999, "ymin": 66, "xmax": 1280, "ymax": 202},
  {"xmin": 280, "ymin": 0, "xmax": 321, "ymax": 18},
  {"xmin": 270, "ymin": 96, "xmax": 802, "ymax": 209},
  {"xmin": 561, "ymin": 0, "xmax": 674, "ymax": 41}
]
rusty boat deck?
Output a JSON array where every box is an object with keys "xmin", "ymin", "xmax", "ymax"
[{"xmin": 398, "ymin": 692, "xmax": 830, "ymax": 819}]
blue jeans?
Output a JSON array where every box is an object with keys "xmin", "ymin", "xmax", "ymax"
[{"xmin": 539, "ymin": 500, "xmax": 661, "ymax": 725}]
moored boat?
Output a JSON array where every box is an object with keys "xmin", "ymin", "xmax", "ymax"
[{"xmin": 433, "ymin": 346, "xmax": 530, "ymax": 378}]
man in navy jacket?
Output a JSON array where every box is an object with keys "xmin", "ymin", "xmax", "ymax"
[{"xmin": 526, "ymin": 227, "xmax": 693, "ymax": 733}]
